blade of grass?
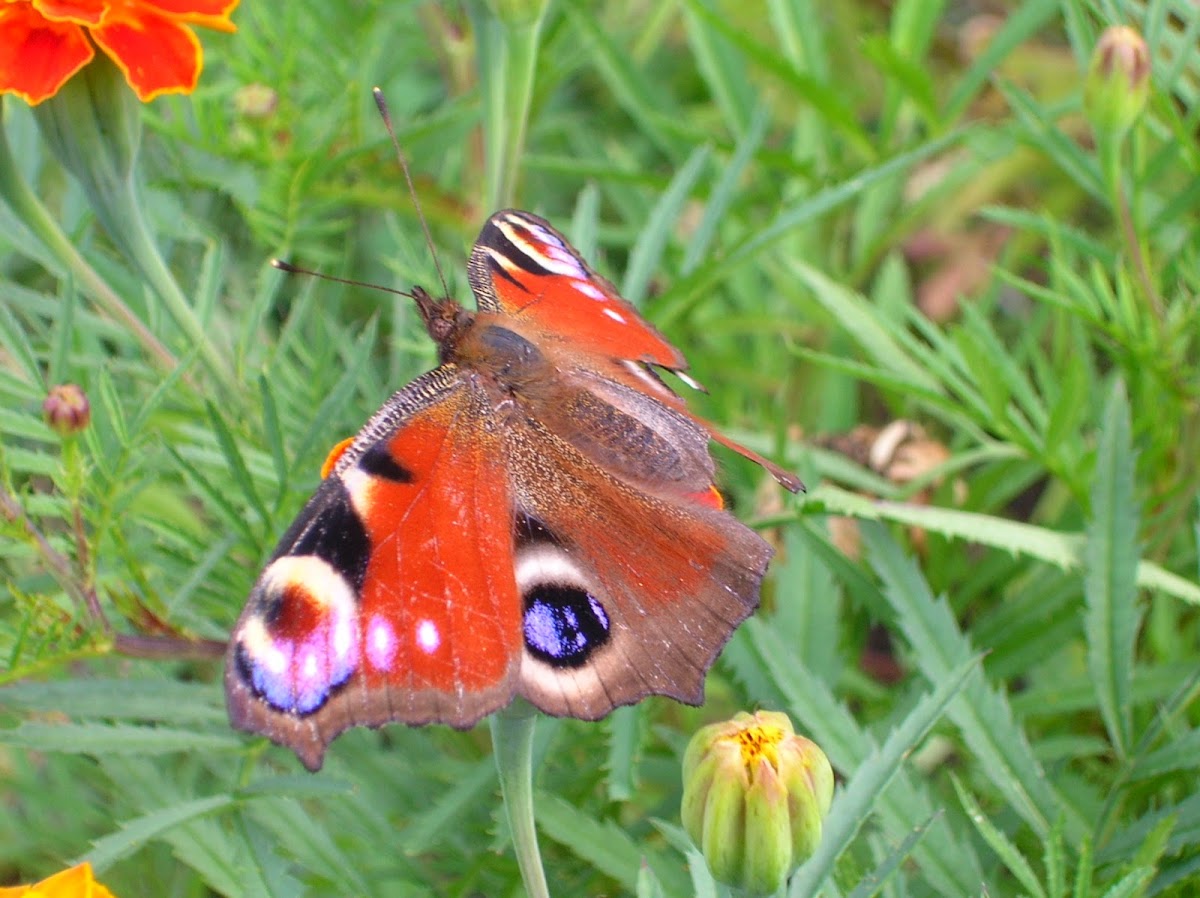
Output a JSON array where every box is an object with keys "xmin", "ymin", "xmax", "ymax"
[{"xmin": 622, "ymin": 144, "xmax": 711, "ymax": 304}]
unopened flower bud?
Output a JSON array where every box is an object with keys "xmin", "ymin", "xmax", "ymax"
[
  {"xmin": 43, "ymin": 384, "xmax": 90, "ymax": 435},
  {"xmin": 681, "ymin": 711, "xmax": 833, "ymax": 895},
  {"xmin": 1085, "ymin": 26, "xmax": 1150, "ymax": 140},
  {"xmin": 235, "ymin": 83, "xmax": 278, "ymax": 119}
]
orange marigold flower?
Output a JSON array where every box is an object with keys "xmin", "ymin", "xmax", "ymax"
[
  {"xmin": 0, "ymin": 0, "xmax": 237, "ymax": 105},
  {"xmin": 0, "ymin": 862, "xmax": 119, "ymax": 898}
]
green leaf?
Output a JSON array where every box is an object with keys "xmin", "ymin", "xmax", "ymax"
[
  {"xmin": 1084, "ymin": 380, "xmax": 1141, "ymax": 758},
  {"xmin": 863, "ymin": 523, "xmax": 1084, "ymax": 840},
  {"xmin": 682, "ymin": 0, "xmax": 756, "ymax": 133},
  {"xmin": 245, "ymin": 796, "xmax": 371, "ymax": 896},
  {"xmin": 657, "ymin": 129, "xmax": 965, "ymax": 326},
  {"xmin": 682, "ymin": 0, "xmax": 874, "ymax": 155},
  {"xmin": 604, "ymin": 704, "xmax": 641, "ymax": 803},
  {"xmin": 84, "ymin": 794, "xmax": 235, "ymax": 870},
  {"xmin": 0, "ymin": 678, "xmax": 226, "ymax": 724},
  {"xmin": 844, "ymin": 812, "xmax": 941, "ymax": 898},
  {"xmin": 258, "ymin": 374, "xmax": 289, "ymax": 502},
  {"xmin": 396, "ymin": 755, "xmax": 497, "ymax": 855},
  {"xmin": 787, "ymin": 656, "xmax": 978, "ymax": 897},
  {"xmin": 954, "ymin": 778, "xmax": 1047, "ymax": 898},
  {"xmin": 787, "ymin": 261, "xmax": 943, "ymax": 394},
  {"xmin": 622, "ymin": 144, "xmax": 710, "ymax": 304},
  {"xmin": 207, "ymin": 400, "xmax": 270, "ymax": 526},
  {"xmin": 813, "ymin": 485, "xmax": 1200, "ymax": 607},
  {"xmin": 0, "ymin": 290, "xmax": 42, "ymax": 384},
  {"xmin": 1097, "ymin": 868, "xmax": 1154, "ymax": 898},
  {"xmin": 682, "ymin": 105, "xmax": 768, "ymax": 275},
  {"xmin": 536, "ymin": 792, "xmax": 688, "ymax": 896},
  {"xmin": 995, "ymin": 79, "xmax": 1105, "ymax": 200},
  {"xmin": 561, "ymin": 2, "xmax": 687, "ymax": 159},
  {"xmin": 1132, "ymin": 728, "xmax": 1200, "ymax": 779},
  {"xmin": 635, "ymin": 861, "xmax": 666, "ymax": 898},
  {"xmin": 2, "ymin": 721, "xmax": 241, "ymax": 754},
  {"xmin": 167, "ymin": 444, "xmax": 258, "ymax": 546}
]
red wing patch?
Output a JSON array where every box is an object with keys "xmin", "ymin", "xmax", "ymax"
[
  {"xmin": 350, "ymin": 405, "xmax": 522, "ymax": 718},
  {"xmin": 226, "ymin": 387, "xmax": 522, "ymax": 769},
  {"xmin": 466, "ymin": 210, "xmax": 688, "ymax": 371}
]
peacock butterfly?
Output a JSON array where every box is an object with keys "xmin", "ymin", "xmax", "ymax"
[{"xmin": 225, "ymin": 209, "xmax": 803, "ymax": 770}]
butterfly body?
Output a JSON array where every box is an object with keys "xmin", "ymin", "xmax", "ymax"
[{"xmin": 226, "ymin": 210, "xmax": 800, "ymax": 770}]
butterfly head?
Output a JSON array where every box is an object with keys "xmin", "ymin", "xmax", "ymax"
[{"xmin": 411, "ymin": 285, "xmax": 474, "ymax": 362}]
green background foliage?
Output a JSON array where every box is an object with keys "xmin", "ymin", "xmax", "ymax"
[{"xmin": 2, "ymin": 0, "xmax": 1199, "ymax": 894}]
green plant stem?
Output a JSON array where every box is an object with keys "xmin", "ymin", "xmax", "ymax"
[
  {"xmin": 0, "ymin": 121, "xmax": 177, "ymax": 375},
  {"xmin": 1099, "ymin": 132, "xmax": 1163, "ymax": 325},
  {"xmin": 468, "ymin": 0, "xmax": 551, "ymax": 210},
  {"xmin": 104, "ymin": 182, "xmax": 240, "ymax": 396},
  {"xmin": 490, "ymin": 702, "xmax": 550, "ymax": 898}
]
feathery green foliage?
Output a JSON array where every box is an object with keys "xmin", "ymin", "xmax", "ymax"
[{"xmin": 2, "ymin": 1, "xmax": 1199, "ymax": 895}]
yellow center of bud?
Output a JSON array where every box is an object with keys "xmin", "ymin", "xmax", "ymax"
[
  {"xmin": 682, "ymin": 712, "xmax": 835, "ymax": 895},
  {"xmin": 736, "ymin": 723, "xmax": 784, "ymax": 771}
]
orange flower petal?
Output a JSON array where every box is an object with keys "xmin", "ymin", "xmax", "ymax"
[
  {"xmin": 0, "ymin": 2, "xmax": 94, "ymax": 105},
  {"xmin": 138, "ymin": 0, "xmax": 237, "ymax": 33},
  {"xmin": 25, "ymin": 862, "xmax": 91, "ymax": 895},
  {"xmin": 31, "ymin": 0, "xmax": 105, "ymax": 26},
  {"xmin": 0, "ymin": 862, "xmax": 118, "ymax": 898},
  {"xmin": 91, "ymin": 9, "xmax": 203, "ymax": 101}
]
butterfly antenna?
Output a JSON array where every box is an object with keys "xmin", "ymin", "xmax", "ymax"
[
  {"xmin": 271, "ymin": 259, "xmax": 418, "ymax": 301},
  {"xmin": 373, "ymin": 87, "xmax": 451, "ymax": 301}
]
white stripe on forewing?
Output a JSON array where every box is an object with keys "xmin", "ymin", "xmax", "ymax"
[
  {"xmin": 572, "ymin": 280, "xmax": 605, "ymax": 301},
  {"xmin": 483, "ymin": 246, "xmax": 521, "ymax": 275},
  {"xmin": 496, "ymin": 217, "xmax": 585, "ymax": 278}
]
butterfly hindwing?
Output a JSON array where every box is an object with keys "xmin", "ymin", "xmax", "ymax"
[{"xmin": 502, "ymin": 415, "xmax": 772, "ymax": 719}]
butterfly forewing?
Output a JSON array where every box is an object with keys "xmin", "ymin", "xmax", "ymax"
[
  {"xmin": 467, "ymin": 210, "xmax": 688, "ymax": 371},
  {"xmin": 226, "ymin": 371, "xmax": 523, "ymax": 770}
]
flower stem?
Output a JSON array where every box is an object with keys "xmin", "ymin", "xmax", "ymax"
[
  {"xmin": 28, "ymin": 58, "xmax": 240, "ymax": 396},
  {"xmin": 1096, "ymin": 128, "xmax": 1162, "ymax": 328},
  {"xmin": 0, "ymin": 117, "xmax": 177, "ymax": 374},
  {"xmin": 468, "ymin": 0, "xmax": 550, "ymax": 210},
  {"xmin": 105, "ymin": 182, "xmax": 241, "ymax": 395},
  {"xmin": 490, "ymin": 702, "xmax": 550, "ymax": 898}
]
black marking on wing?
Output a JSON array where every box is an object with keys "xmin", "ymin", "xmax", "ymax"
[
  {"xmin": 276, "ymin": 480, "xmax": 371, "ymax": 591},
  {"xmin": 483, "ymin": 222, "xmax": 554, "ymax": 278},
  {"xmin": 232, "ymin": 640, "xmax": 356, "ymax": 716},
  {"xmin": 487, "ymin": 254, "xmax": 528, "ymax": 291},
  {"xmin": 523, "ymin": 584, "xmax": 611, "ymax": 668},
  {"xmin": 358, "ymin": 441, "xmax": 413, "ymax": 483},
  {"xmin": 516, "ymin": 513, "xmax": 564, "ymax": 548},
  {"xmin": 233, "ymin": 641, "xmax": 257, "ymax": 690}
]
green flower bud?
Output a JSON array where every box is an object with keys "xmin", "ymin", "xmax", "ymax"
[
  {"xmin": 235, "ymin": 83, "xmax": 278, "ymax": 119},
  {"xmin": 681, "ymin": 711, "xmax": 834, "ymax": 895},
  {"xmin": 1085, "ymin": 25, "xmax": 1151, "ymax": 141},
  {"xmin": 42, "ymin": 384, "xmax": 90, "ymax": 436}
]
